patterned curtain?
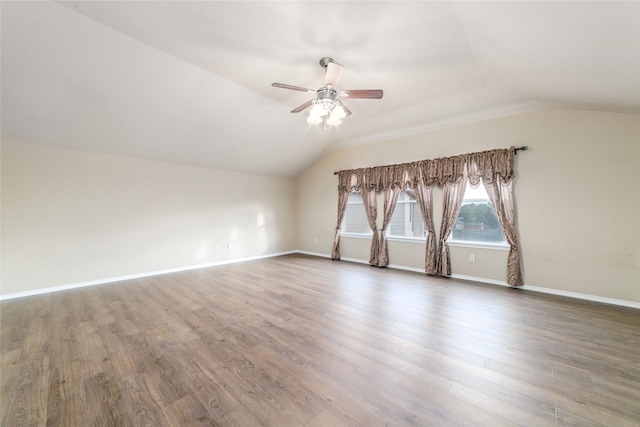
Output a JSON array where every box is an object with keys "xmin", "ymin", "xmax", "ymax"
[
  {"xmin": 333, "ymin": 170, "xmax": 361, "ymax": 260},
  {"xmin": 331, "ymin": 189, "xmax": 349, "ymax": 260},
  {"xmin": 414, "ymin": 180, "xmax": 437, "ymax": 275},
  {"xmin": 377, "ymin": 187, "xmax": 401, "ymax": 267},
  {"xmin": 467, "ymin": 147, "xmax": 523, "ymax": 286},
  {"xmin": 334, "ymin": 147, "xmax": 523, "ymax": 283},
  {"xmin": 437, "ymin": 173, "xmax": 468, "ymax": 277},
  {"xmin": 360, "ymin": 188, "xmax": 379, "ymax": 265},
  {"xmin": 483, "ymin": 177, "xmax": 524, "ymax": 286}
]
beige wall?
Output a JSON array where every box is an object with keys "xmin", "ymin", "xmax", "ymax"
[
  {"xmin": 297, "ymin": 108, "xmax": 640, "ymax": 303},
  {"xmin": 3, "ymin": 108, "xmax": 639, "ymax": 304},
  {"xmin": 1, "ymin": 140, "xmax": 297, "ymax": 296}
]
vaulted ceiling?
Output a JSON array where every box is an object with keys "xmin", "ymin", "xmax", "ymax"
[{"xmin": 2, "ymin": 1, "xmax": 639, "ymax": 177}]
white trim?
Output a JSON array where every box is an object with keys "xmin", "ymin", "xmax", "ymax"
[
  {"xmin": 301, "ymin": 254, "xmax": 639, "ymax": 310},
  {"xmin": 387, "ymin": 263, "xmax": 425, "ymax": 274},
  {"xmin": 296, "ymin": 250, "xmax": 331, "ymax": 259},
  {"xmin": 523, "ymin": 285, "xmax": 640, "ymax": 310},
  {"xmin": 0, "ymin": 251, "xmax": 297, "ymax": 301},
  {"xmin": 447, "ymin": 241, "xmax": 509, "ymax": 251},
  {"xmin": 340, "ymin": 256, "xmax": 370, "ymax": 265},
  {"xmin": 334, "ymin": 256, "xmax": 426, "ymax": 274},
  {"xmin": 450, "ymin": 274, "xmax": 640, "ymax": 310},
  {"xmin": 3, "ymin": 251, "xmax": 638, "ymax": 310},
  {"xmin": 449, "ymin": 274, "xmax": 513, "ymax": 287},
  {"xmin": 339, "ymin": 233, "xmax": 373, "ymax": 239},
  {"xmin": 317, "ymin": 258, "xmax": 640, "ymax": 310},
  {"xmin": 343, "ymin": 234, "xmax": 508, "ymax": 249},
  {"xmin": 386, "ymin": 236, "xmax": 426, "ymax": 244}
]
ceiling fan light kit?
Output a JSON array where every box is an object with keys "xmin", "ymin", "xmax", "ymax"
[
  {"xmin": 272, "ymin": 57, "xmax": 383, "ymax": 128},
  {"xmin": 306, "ymin": 87, "xmax": 344, "ymax": 126}
]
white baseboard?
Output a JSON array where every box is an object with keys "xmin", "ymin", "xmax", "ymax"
[
  {"xmin": 296, "ymin": 251, "xmax": 426, "ymax": 274},
  {"xmin": 0, "ymin": 251, "xmax": 297, "ymax": 301},
  {"xmin": 295, "ymin": 250, "xmax": 331, "ymax": 259},
  {"xmin": 3, "ymin": 250, "xmax": 638, "ymax": 310},
  {"xmin": 449, "ymin": 273, "xmax": 640, "ymax": 309},
  {"xmin": 449, "ymin": 273, "xmax": 512, "ymax": 288},
  {"xmin": 296, "ymin": 252, "xmax": 640, "ymax": 310},
  {"xmin": 520, "ymin": 284, "xmax": 640, "ymax": 309}
]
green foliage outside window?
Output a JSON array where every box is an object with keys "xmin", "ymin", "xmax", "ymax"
[{"xmin": 451, "ymin": 202, "xmax": 506, "ymax": 243}]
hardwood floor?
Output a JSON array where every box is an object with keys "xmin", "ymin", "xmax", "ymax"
[{"xmin": 1, "ymin": 254, "xmax": 639, "ymax": 426}]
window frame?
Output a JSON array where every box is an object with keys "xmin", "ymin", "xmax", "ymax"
[
  {"xmin": 386, "ymin": 189, "xmax": 427, "ymax": 242},
  {"xmin": 340, "ymin": 191, "xmax": 373, "ymax": 237},
  {"xmin": 447, "ymin": 183, "xmax": 509, "ymax": 250}
]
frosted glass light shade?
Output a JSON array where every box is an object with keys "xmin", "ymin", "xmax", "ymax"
[
  {"xmin": 310, "ymin": 103, "xmax": 328, "ymax": 117},
  {"xmin": 332, "ymin": 104, "xmax": 347, "ymax": 119},
  {"xmin": 306, "ymin": 114, "xmax": 323, "ymax": 124}
]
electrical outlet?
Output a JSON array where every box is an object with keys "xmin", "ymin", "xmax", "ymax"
[
  {"xmin": 214, "ymin": 243, "xmax": 219, "ymax": 251},
  {"xmin": 469, "ymin": 254, "xmax": 475, "ymax": 262},
  {"xmin": 228, "ymin": 242, "xmax": 232, "ymax": 249},
  {"xmin": 314, "ymin": 237, "xmax": 319, "ymax": 244}
]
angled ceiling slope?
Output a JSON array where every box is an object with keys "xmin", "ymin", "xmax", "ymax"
[{"xmin": 2, "ymin": 1, "xmax": 639, "ymax": 177}]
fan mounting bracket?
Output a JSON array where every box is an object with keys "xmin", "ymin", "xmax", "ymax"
[{"xmin": 319, "ymin": 57, "xmax": 335, "ymax": 68}]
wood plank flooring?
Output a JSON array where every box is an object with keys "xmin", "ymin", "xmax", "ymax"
[{"xmin": 1, "ymin": 254, "xmax": 639, "ymax": 426}]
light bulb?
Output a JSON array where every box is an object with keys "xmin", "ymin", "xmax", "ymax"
[
  {"xmin": 310, "ymin": 103, "xmax": 327, "ymax": 117},
  {"xmin": 306, "ymin": 114, "xmax": 322, "ymax": 125},
  {"xmin": 332, "ymin": 104, "xmax": 347, "ymax": 119}
]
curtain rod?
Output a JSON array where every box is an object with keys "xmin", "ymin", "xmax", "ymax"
[{"xmin": 333, "ymin": 146, "xmax": 528, "ymax": 175}]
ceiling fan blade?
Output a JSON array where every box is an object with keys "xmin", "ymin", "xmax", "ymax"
[
  {"xmin": 339, "ymin": 89, "xmax": 383, "ymax": 99},
  {"xmin": 272, "ymin": 82, "xmax": 316, "ymax": 93},
  {"xmin": 290, "ymin": 99, "xmax": 314, "ymax": 113},
  {"xmin": 324, "ymin": 62, "xmax": 344, "ymax": 88}
]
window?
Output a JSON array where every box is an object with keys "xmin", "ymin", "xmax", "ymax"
[
  {"xmin": 342, "ymin": 192, "xmax": 372, "ymax": 235},
  {"xmin": 388, "ymin": 190, "xmax": 426, "ymax": 239},
  {"xmin": 449, "ymin": 183, "xmax": 507, "ymax": 244}
]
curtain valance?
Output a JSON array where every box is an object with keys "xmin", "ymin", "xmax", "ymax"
[{"xmin": 337, "ymin": 147, "xmax": 516, "ymax": 192}]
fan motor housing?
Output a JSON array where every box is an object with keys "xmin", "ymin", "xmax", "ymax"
[{"xmin": 316, "ymin": 87, "xmax": 338, "ymax": 101}]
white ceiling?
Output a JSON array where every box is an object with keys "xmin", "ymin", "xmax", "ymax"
[{"xmin": 2, "ymin": 1, "xmax": 639, "ymax": 177}]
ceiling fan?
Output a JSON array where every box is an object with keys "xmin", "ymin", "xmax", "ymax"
[{"xmin": 272, "ymin": 57, "xmax": 383, "ymax": 127}]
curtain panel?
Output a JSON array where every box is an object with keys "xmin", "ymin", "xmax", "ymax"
[
  {"xmin": 484, "ymin": 178, "xmax": 524, "ymax": 286},
  {"xmin": 437, "ymin": 174, "xmax": 468, "ymax": 277},
  {"xmin": 360, "ymin": 188, "xmax": 379, "ymax": 266},
  {"xmin": 334, "ymin": 147, "xmax": 523, "ymax": 285},
  {"xmin": 331, "ymin": 190, "xmax": 349, "ymax": 260},
  {"xmin": 414, "ymin": 181, "xmax": 437, "ymax": 275},
  {"xmin": 378, "ymin": 187, "xmax": 401, "ymax": 267}
]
